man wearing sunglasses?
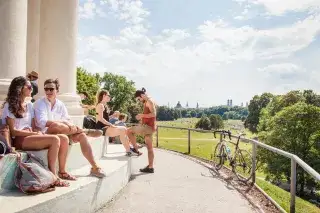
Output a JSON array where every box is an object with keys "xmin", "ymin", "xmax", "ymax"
[{"xmin": 33, "ymin": 78, "xmax": 106, "ymax": 178}]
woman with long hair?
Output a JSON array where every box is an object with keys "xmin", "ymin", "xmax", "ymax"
[
  {"xmin": 1, "ymin": 76, "xmax": 74, "ymax": 186},
  {"xmin": 95, "ymin": 90, "xmax": 141, "ymax": 156}
]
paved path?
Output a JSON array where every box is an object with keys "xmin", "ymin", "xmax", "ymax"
[{"xmin": 98, "ymin": 148, "xmax": 257, "ymax": 213}]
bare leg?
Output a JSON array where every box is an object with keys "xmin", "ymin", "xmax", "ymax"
[
  {"xmin": 145, "ymin": 135, "xmax": 154, "ymax": 168},
  {"xmin": 106, "ymin": 126, "xmax": 131, "ymax": 151},
  {"xmin": 69, "ymin": 133, "xmax": 96, "ymax": 167},
  {"xmin": 21, "ymin": 135, "xmax": 60, "ymax": 175},
  {"xmin": 56, "ymin": 134, "xmax": 69, "ymax": 173},
  {"xmin": 69, "ymin": 133, "xmax": 105, "ymax": 178},
  {"xmin": 127, "ymin": 128, "xmax": 139, "ymax": 150}
]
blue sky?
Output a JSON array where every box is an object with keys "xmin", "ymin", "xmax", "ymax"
[{"xmin": 77, "ymin": 0, "xmax": 320, "ymax": 108}]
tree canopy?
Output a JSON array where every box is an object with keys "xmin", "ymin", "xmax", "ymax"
[{"xmin": 245, "ymin": 89, "xmax": 320, "ymax": 196}]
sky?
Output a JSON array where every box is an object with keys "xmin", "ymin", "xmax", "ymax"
[{"xmin": 77, "ymin": 0, "xmax": 320, "ymax": 108}]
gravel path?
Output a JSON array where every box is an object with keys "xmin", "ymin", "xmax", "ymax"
[{"xmin": 97, "ymin": 148, "xmax": 258, "ymax": 213}]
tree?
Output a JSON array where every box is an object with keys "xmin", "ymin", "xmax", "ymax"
[
  {"xmin": 258, "ymin": 90, "xmax": 320, "ymax": 132},
  {"xmin": 100, "ymin": 72, "xmax": 136, "ymax": 112},
  {"xmin": 173, "ymin": 109, "xmax": 182, "ymax": 120},
  {"xmin": 245, "ymin": 93, "xmax": 273, "ymax": 132},
  {"xmin": 127, "ymin": 101, "xmax": 143, "ymax": 123},
  {"xmin": 195, "ymin": 115, "xmax": 211, "ymax": 130},
  {"xmin": 258, "ymin": 102, "xmax": 320, "ymax": 195},
  {"xmin": 209, "ymin": 114, "xmax": 224, "ymax": 129},
  {"xmin": 222, "ymin": 113, "xmax": 228, "ymax": 120},
  {"xmin": 76, "ymin": 67, "xmax": 100, "ymax": 105},
  {"xmin": 190, "ymin": 110, "xmax": 197, "ymax": 118}
]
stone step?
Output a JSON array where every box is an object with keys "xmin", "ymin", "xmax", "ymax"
[
  {"xmin": 0, "ymin": 136, "xmax": 110, "ymax": 191},
  {"xmin": 0, "ymin": 145, "xmax": 132, "ymax": 213}
]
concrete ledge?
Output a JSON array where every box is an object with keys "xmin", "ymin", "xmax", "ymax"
[
  {"xmin": 0, "ymin": 145, "xmax": 131, "ymax": 213},
  {"xmin": 0, "ymin": 136, "xmax": 108, "ymax": 191}
]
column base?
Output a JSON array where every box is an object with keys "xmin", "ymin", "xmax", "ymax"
[
  {"xmin": 0, "ymin": 79, "xmax": 12, "ymax": 103},
  {"xmin": 57, "ymin": 93, "xmax": 84, "ymax": 128},
  {"xmin": 69, "ymin": 115, "xmax": 85, "ymax": 129}
]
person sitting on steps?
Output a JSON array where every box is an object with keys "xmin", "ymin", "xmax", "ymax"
[
  {"xmin": 33, "ymin": 78, "xmax": 106, "ymax": 178},
  {"xmin": 1, "ymin": 76, "xmax": 70, "ymax": 186},
  {"xmin": 95, "ymin": 90, "xmax": 142, "ymax": 156}
]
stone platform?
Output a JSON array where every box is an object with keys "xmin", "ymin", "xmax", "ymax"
[{"xmin": 0, "ymin": 137, "xmax": 132, "ymax": 213}]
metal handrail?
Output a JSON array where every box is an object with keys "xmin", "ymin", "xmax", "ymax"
[{"xmin": 152, "ymin": 125, "xmax": 320, "ymax": 213}]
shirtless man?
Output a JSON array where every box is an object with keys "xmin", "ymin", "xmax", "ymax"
[{"xmin": 127, "ymin": 88, "xmax": 157, "ymax": 173}]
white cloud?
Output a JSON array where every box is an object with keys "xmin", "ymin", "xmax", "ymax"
[
  {"xmin": 100, "ymin": 0, "xmax": 149, "ymax": 24},
  {"xmin": 77, "ymin": 1, "xmax": 320, "ymax": 106},
  {"xmin": 258, "ymin": 63, "xmax": 306, "ymax": 79},
  {"xmin": 198, "ymin": 15, "xmax": 320, "ymax": 60},
  {"xmin": 235, "ymin": 0, "xmax": 320, "ymax": 16},
  {"xmin": 79, "ymin": 0, "xmax": 107, "ymax": 19}
]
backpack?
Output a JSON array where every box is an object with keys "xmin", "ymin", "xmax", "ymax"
[
  {"xmin": 14, "ymin": 152, "xmax": 57, "ymax": 194},
  {"xmin": 83, "ymin": 115, "xmax": 96, "ymax": 129}
]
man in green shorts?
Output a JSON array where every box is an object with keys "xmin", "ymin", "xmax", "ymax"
[{"xmin": 127, "ymin": 88, "xmax": 157, "ymax": 173}]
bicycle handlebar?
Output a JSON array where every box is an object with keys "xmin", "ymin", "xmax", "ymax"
[{"xmin": 213, "ymin": 130, "xmax": 232, "ymax": 140}]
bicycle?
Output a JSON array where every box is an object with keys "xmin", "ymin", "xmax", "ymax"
[{"xmin": 211, "ymin": 130, "xmax": 254, "ymax": 183}]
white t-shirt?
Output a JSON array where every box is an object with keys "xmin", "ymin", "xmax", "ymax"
[{"xmin": 1, "ymin": 102, "xmax": 34, "ymax": 130}]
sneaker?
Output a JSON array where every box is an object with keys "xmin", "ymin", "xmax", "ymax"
[
  {"xmin": 140, "ymin": 166, "xmax": 154, "ymax": 173},
  {"xmin": 130, "ymin": 147, "xmax": 142, "ymax": 156},
  {"xmin": 126, "ymin": 151, "xmax": 132, "ymax": 157},
  {"xmin": 90, "ymin": 167, "xmax": 106, "ymax": 178}
]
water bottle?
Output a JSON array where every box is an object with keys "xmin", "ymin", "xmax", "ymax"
[{"xmin": 226, "ymin": 146, "xmax": 231, "ymax": 158}]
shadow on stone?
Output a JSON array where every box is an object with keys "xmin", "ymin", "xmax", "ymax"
[
  {"xmin": 101, "ymin": 155, "xmax": 128, "ymax": 161},
  {"xmin": 90, "ymin": 178, "xmax": 103, "ymax": 211},
  {"xmin": 129, "ymin": 172, "xmax": 150, "ymax": 181}
]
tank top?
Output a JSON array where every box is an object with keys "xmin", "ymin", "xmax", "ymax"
[
  {"xmin": 142, "ymin": 102, "xmax": 156, "ymax": 131},
  {"xmin": 96, "ymin": 104, "xmax": 110, "ymax": 130},
  {"xmin": 102, "ymin": 106, "xmax": 110, "ymax": 121}
]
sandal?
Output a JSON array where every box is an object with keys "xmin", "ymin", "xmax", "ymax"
[
  {"xmin": 54, "ymin": 178, "xmax": 70, "ymax": 187},
  {"xmin": 90, "ymin": 167, "xmax": 106, "ymax": 178},
  {"xmin": 58, "ymin": 171, "xmax": 77, "ymax": 181}
]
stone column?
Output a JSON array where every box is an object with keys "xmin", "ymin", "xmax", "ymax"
[
  {"xmin": 26, "ymin": 0, "xmax": 40, "ymax": 75},
  {"xmin": 38, "ymin": 0, "xmax": 83, "ymax": 127},
  {"xmin": 0, "ymin": 0, "xmax": 28, "ymax": 102}
]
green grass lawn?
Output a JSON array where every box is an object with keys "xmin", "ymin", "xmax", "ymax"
[
  {"xmin": 153, "ymin": 118, "xmax": 320, "ymax": 213},
  {"xmin": 256, "ymin": 179, "xmax": 320, "ymax": 213}
]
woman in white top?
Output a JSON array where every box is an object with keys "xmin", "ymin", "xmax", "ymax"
[{"xmin": 1, "ymin": 76, "xmax": 71, "ymax": 187}]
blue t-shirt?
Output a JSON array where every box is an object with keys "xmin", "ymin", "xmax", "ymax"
[{"xmin": 109, "ymin": 118, "xmax": 118, "ymax": 124}]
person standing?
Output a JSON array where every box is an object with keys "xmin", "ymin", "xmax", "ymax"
[
  {"xmin": 26, "ymin": 71, "xmax": 39, "ymax": 103},
  {"xmin": 127, "ymin": 88, "xmax": 157, "ymax": 173}
]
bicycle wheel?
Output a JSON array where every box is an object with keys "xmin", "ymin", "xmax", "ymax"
[
  {"xmin": 211, "ymin": 143, "xmax": 226, "ymax": 170},
  {"xmin": 233, "ymin": 149, "xmax": 253, "ymax": 182}
]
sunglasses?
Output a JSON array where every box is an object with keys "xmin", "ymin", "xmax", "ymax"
[
  {"xmin": 44, "ymin": 88, "xmax": 55, "ymax": 92},
  {"xmin": 26, "ymin": 85, "xmax": 33, "ymax": 90}
]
